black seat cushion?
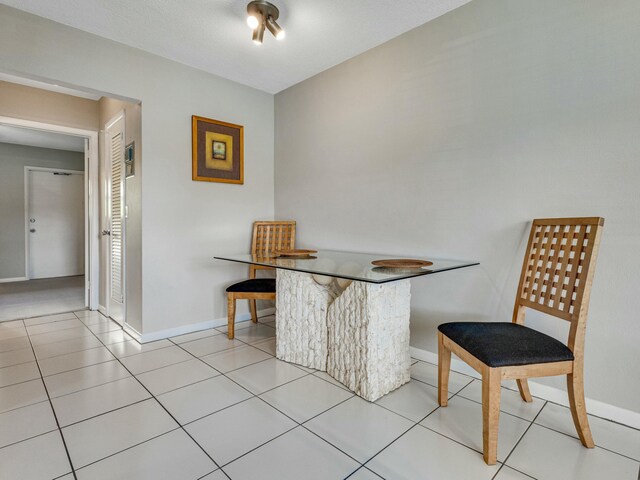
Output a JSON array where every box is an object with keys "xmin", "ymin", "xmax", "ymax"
[
  {"xmin": 226, "ymin": 278, "xmax": 276, "ymax": 293},
  {"xmin": 438, "ymin": 322, "xmax": 574, "ymax": 368}
]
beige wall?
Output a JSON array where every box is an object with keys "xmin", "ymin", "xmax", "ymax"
[
  {"xmin": 0, "ymin": 4, "xmax": 275, "ymax": 338},
  {"xmin": 0, "ymin": 143, "xmax": 84, "ymax": 279},
  {"xmin": 98, "ymin": 97, "xmax": 143, "ymax": 333},
  {"xmin": 275, "ymin": 0, "xmax": 640, "ymax": 414},
  {"xmin": 0, "ymin": 80, "xmax": 99, "ymax": 130}
]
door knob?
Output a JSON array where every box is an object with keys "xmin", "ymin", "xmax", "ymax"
[{"xmin": 102, "ymin": 230, "xmax": 111, "ymax": 236}]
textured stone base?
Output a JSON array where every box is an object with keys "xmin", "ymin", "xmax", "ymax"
[
  {"xmin": 275, "ymin": 270, "xmax": 338, "ymax": 370},
  {"xmin": 327, "ymin": 280, "xmax": 411, "ymax": 401},
  {"xmin": 275, "ymin": 270, "xmax": 412, "ymax": 401}
]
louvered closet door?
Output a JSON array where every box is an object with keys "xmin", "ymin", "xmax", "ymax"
[{"xmin": 106, "ymin": 114, "xmax": 125, "ymax": 325}]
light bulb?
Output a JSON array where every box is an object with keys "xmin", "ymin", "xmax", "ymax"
[
  {"xmin": 266, "ymin": 16, "xmax": 285, "ymax": 41},
  {"xmin": 252, "ymin": 23, "xmax": 265, "ymax": 44},
  {"xmin": 247, "ymin": 15, "xmax": 259, "ymax": 30}
]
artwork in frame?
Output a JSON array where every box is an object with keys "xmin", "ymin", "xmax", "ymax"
[
  {"xmin": 192, "ymin": 115, "xmax": 244, "ymax": 184},
  {"xmin": 124, "ymin": 141, "xmax": 135, "ymax": 178}
]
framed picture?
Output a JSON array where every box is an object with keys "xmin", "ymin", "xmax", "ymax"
[
  {"xmin": 124, "ymin": 141, "xmax": 135, "ymax": 178},
  {"xmin": 192, "ymin": 115, "xmax": 244, "ymax": 184}
]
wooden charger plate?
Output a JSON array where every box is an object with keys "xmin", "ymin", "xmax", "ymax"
[
  {"xmin": 371, "ymin": 259, "xmax": 433, "ymax": 269},
  {"xmin": 274, "ymin": 249, "xmax": 318, "ymax": 258}
]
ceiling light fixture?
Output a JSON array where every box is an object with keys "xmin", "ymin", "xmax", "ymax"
[{"xmin": 246, "ymin": 1, "xmax": 285, "ymax": 45}]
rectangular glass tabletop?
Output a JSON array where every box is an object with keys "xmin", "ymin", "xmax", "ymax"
[{"xmin": 214, "ymin": 250, "xmax": 478, "ymax": 284}]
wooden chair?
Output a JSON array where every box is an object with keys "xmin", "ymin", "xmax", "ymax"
[
  {"xmin": 438, "ymin": 217, "xmax": 604, "ymax": 465},
  {"xmin": 226, "ymin": 221, "xmax": 296, "ymax": 339}
]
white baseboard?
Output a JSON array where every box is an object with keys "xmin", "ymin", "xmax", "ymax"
[
  {"xmin": 98, "ymin": 305, "xmax": 108, "ymax": 316},
  {"xmin": 0, "ymin": 277, "xmax": 28, "ymax": 283},
  {"xmin": 123, "ymin": 322, "xmax": 142, "ymax": 342},
  {"xmin": 139, "ymin": 307, "xmax": 275, "ymax": 343},
  {"xmin": 409, "ymin": 346, "xmax": 640, "ymax": 430}
]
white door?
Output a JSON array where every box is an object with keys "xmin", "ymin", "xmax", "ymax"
[
  {"xmin": 105, "ymin": 114, "xmax": 125, "ymax": 325},
  {"xmin": 28, "ymin": 170, "xmax": 84, "ymax": 279}
]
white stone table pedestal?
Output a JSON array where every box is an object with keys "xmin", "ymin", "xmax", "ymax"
[{"xmin": 275, "ymin": 269, "xmax": 411, "ymax": 402}]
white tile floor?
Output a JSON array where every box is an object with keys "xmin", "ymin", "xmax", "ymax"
[{"xmin": 0, "ymin": 311, "xmax": 638, "ymax": 479}]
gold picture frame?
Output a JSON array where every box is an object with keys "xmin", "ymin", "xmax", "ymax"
[{"xmin": 192, "ymin": 115, "xmax": 244, "ymax": 184}]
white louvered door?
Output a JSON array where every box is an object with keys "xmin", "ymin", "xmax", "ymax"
[{"xmin": 106, "ymin": 113, "xmax": 125, "ymax": 325}]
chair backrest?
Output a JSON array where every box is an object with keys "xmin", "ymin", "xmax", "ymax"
[
  {"xmin": 249, "ymin": 221, "xmax": 296, "ymax": 277},
  {"xmin": 512, "ymin": 217, "xmax": 604, "ymax": 352}
]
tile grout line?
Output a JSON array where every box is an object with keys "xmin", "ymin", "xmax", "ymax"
[
  {"xmin": 0, "ymin": 357, "xmax": 39, "ymax": 370},
  {"xmin": 414, "ymin": 360, "xmax": 640, "ymax": 434},
  {"xmin": 45, "ymin": 372, "xmax": 133, "ymax": 402},
  {"xmin": 0, "ymin": 374, "xmax": 45, "ymax": 390},
  {"xmin": 80, "ymin": 317, "xmax": 226, "ymax": 474},
  {"xmin": 491, "ymin": 401, "xmax": 548, "ymax": 480},
  {"xmin": 357, "ymin": 380, "xmax": 495, "ymax": 476},
  {"xmin": 69, "ymin": 427, "xmax": 183, "ymax": 473},
  {"xmin": 25, "ymin": 320, "xmax": 92, "ymax": 336},
  {"xmin": 167, "ymin": 330, "xmax": 373, "ymax": 474},
  {"xmin": 218, "ymin": 422, "xmax": 300, "ymax": 469},
  {"xmin": 533, "ymin": 421, "xmax": 640, "ymax": 464},
  {"xmin": 197, "ymin": 468, "xmax": 231, "ymax": 480},
  {"xmin": 451, "ymin": 387, "xmax": 547, "ymax": 424},
  {"xmin": 10, "ymin": 309, "xmax": 83, "ymax": 322},
  {"xmin": 23, "ymin": 320, "xmax": 79, "ymax": 480},
  {"xmin": 344, "ymin": 466, "xmax": 385, "ymax": 480},
  {"xmin": 0, "ymin": 418, "xmax": 58, "ymax": 451},
  {"xmin": 174, "ymin": 325, "xmax": 484, "ymax": 477},
  {"xmin": 204, "ymin": 332, "xmax": 371, "ymax": 473},
  {"xmin": 167, "ymin": 336, "xmax": 314, "ymax": 419},
  {"xmin": 375, "ymin": 401, "xmax": 440, "ymax": 426},
  {"xmin": 57, "ymin": 395, "xmax": 152, "ymax": 429},
  {"xmin": 12, "ymin": 313, "xmax": 637, "ymax": 477},
  {"xmin": 152, "ymin": 318, "xmax": 281, "ymax": 478},
  {"xmin": 25, "ymin": 327, "xmax": 282, "ymax": 444},
  {"xmin": 354, "ymin": 418, "xmax": 438, "ymax": 475},
  {"xmin": 538, "ymin": 397, "xmax": 640, "ymax": 433},
  {"xmin": 494, "ymin": 464, "xmax": 537, "ymax": 480}
]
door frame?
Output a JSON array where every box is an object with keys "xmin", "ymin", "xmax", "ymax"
[
  {"xmin": 103, "ymin": 110, "xmax": 126, "ymax": 325},
  {"xmin": 24, "ymin": 166, "xmax": 85, "ymax": 280},
  {"xmin": 0, "ymin": 116, "xmax": 100, "ymax": 310}
]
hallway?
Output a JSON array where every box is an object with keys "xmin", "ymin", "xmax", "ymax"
[{"xmin": 0, "ymin": 276, "xmax": 85, "ymax": 322}]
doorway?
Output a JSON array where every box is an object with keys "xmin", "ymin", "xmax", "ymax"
[{"xmin": 0, "ymin": 116, "xmax": 99, "ymax": 321}]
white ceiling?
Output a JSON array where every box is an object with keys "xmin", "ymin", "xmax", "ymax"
[
  {"xmin": 1, "ymin": 0, "xmax": 471, "ymax": 94},
  {"xmin": 0, "ymin": 125, "xmax": 85, "ymax": 152}
]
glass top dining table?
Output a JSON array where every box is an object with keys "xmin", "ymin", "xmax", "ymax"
[{"xmin": 214, "ymin": 249, "xmax": 478, "ymax": 284}]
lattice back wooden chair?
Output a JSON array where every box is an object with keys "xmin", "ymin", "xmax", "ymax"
[
  {"xmin": 226, "ymin": 221, "xmax": 296, "ymax": 339},
  {"xmin": 438, "ymin": 217, "xmax": 604, "ymax": 465}
]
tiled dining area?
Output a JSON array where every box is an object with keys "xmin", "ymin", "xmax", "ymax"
[{"xmin": 0, "ymin": 310, "xmax": 638, "ymax": 480}]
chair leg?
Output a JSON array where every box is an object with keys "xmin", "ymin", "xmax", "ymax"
[
  {"xmin": 249, "ymin": 299, "xmax": 258, "ymax": 323},
  {"xmin": 482, "ymin": 367, "xmax": 501, "ymax": 465},
  {"xmin": 438, "ymin": 332, "xmax": 451, "ymax": 407},
  {"xmin": 227, "ymin": 295, "xmax": 236, "ymax": 340},
  {"xmin": 567, "ymin": 371, "xmax": 595, "ymax": 448},
  {"xmin": 516, "ymin": 379, "xmax": 533, "ymax": 403}
]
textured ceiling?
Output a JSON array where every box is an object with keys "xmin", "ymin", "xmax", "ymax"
[
  {"xmin": 0, "ymin": 0, "xmax": 471, "ymax": 93},
  {"xmin": 0, "ymin": 125, "xmax": 85, "ymax": 152}
]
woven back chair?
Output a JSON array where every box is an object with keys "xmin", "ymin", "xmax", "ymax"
[
  {"xmin": 226, "ymin": 221, "xmax": 296, "ymax": 339},
  {"xmin": 437, "ymin": 217, "xmax": 604, "ymax": 464}
]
